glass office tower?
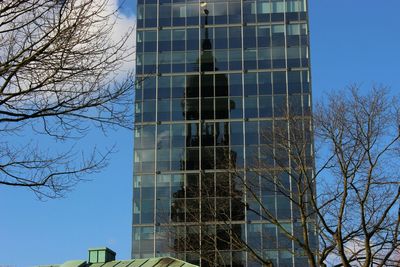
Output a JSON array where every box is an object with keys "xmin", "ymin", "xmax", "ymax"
[{"xmin": 134, "ymin": 0, "xmax": 314, "ymax": 266}]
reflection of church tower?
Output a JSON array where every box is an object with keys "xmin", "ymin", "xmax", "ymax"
[
  {"xmin": 173, "ymin": 5, "xmax": 245, "ymax": 266},
  {"xmin": 198, "ymin": 6, "xmax": 232, "ymax": 168}
]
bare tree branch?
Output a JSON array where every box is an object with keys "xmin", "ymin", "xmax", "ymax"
[{"xmin": 0, "ymin": 0, "xmax": 136, "ymax": 198}]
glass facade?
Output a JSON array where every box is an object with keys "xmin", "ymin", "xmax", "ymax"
[{"xmin": 133, "ymin": 0, "xmax": 314, "ymax": 266}]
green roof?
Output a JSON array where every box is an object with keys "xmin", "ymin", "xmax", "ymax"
[
  {"xmin": 36, "ymin": 247, "xmax": 198, "ymax": 267},
  {"xmin": 37, "ymin": 256, "xmax": 198, "ymax": 267}
]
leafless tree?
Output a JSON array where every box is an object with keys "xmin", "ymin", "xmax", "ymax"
[
  {"xmin": 313, "ymin": 86, "xmax": 400, "ymax": 266},
  {"xmin": 166, "ymin": 86, "xmax": 400, "ymax": 266},
  {"xmin": 248, "ymin": 86, "xmax": 400, "ymax": 267},
  {"xmin": 0, "ymin": 0, "xmax": 136, "ymax": 198}
]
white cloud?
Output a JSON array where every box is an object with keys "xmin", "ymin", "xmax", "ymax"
[
  {"xmin": 104, "ymin": 0, "xmax": 137, "ymax": 75},
  {"xmin": 325, "ymin": 239, "xmax": 400, "ymax": 266},
  {"xmin": 74, "ymin": 0, "xmax": 136, "ymax": 76}
]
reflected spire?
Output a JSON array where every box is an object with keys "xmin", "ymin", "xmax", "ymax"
[
  {"xmin": 202, "ymin": 7, "xmax": 212, "ymax": 51},
  {"xmin": 200, "ymin": 4, "xmax": 214, "ymax": 72}
]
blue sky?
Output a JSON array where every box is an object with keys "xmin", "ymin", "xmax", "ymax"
[{"xmin": 1, "ymin": 0, "xmax": 400, "ymax": 266}]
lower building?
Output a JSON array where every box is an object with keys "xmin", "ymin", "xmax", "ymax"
[{"xmin": 37, "ymin": 247, "xmax": 197, "ymax": 267}]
